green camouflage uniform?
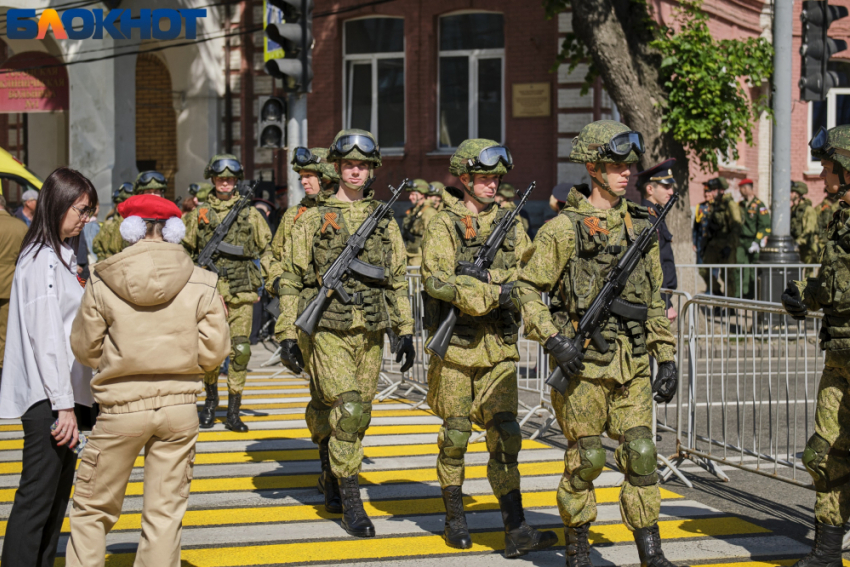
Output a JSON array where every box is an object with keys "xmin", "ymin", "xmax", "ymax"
[
  {"xmin": 402, "ymin": 179, "xmax": 438, "ymax": 267},
  {"xmin": 818, "ymin": 196, "xmax": 841, "ymax": 249},
  {"xmin": 733, "ymin": 195, "xmax": 771, "ymax": 298},
  {"xmin": 92, "ymin": 214, "xmax": 126, "ymax": 261},
  {"xmin": 791, "ymin": 182, "xmax": 822, "ymax": 265},
  {"xmin": 421, "ymin": 185, "xmax": 533, "ymax": 497},
  {"xmin": 700, "ymin": 185, "xmax": 742, "ymax": 295}
]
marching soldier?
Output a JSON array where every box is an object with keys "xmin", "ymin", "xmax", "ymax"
[
  {"xmin": 735, "ymin": 178, "xmax": 771, "ymax": 299},
  {"xmin": 276, "ymin": 129, "xmax": 415, "ymax": 538},
  {"xmin": 700, "ymin": 177, "xmax": 741, "ymax": 295},
  {"xmin": 494, "ymin": 182, "xmax": 530, "ymax": 234},
  {"xmin": 93, "ymin": 172, "xmax": 167, "ymax": 261},
  {"xmin": 420, "ymin": 139, "xmax": 557, "ymax": 557},
  {"xmin": 782, "ymin": 124, "xmax": 850, "ymax": 566},
  {"xmin": 428, "ymin": 181, "xmax": 445, "ymax": 211},
  {"xmin": 791, "ymin": 181, "xmax": 822, "ymax": 266},
  {"xmin": 401, "ymin": 178, "xmax": 437, "ymax": 267},
  {"xmin": 511, "ymin": 121, "xmax": 680, "ymax": 567},
  {"xmin": 183, "ymin": 155, "xmax": 273, "ymax": 433}
]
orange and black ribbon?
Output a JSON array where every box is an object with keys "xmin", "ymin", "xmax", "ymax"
[
  {"xmin": 321, "ymin": 211, "xmax": 341, "ymax": 233},
  {"xmin": 198, "ymin": 208, "xmax": 210, "ymax": 224},
  {"xmin": 583, "ymin": 216, "xmax": 609, "ymax": 236},
  {"xmin": 293, "ymin": 206, "xmax": 307, "ymax": 223},
  {"xmin": 461, "ymin": 216, "xmax": 476, "ymax": 239}
]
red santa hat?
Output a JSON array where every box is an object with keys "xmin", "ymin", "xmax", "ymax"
[{"xmin": 117, "ymin": 194, "xmax": 185, "ymax": 245}]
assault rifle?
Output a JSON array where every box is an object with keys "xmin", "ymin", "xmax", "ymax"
[
  {"xmin": 425, "ymin": 181, "xmax": 535, "ymax": 360},
  {"xmin": 196, "ymin": 180, "xmax": 257, "ymax": 275},
  {"xmin": 545, "ymin": 193, "xmax": 679, "ymax": 395},
  {"xmin": 295, "ymin": 178, "xmax": 412, "ymax": 336}
]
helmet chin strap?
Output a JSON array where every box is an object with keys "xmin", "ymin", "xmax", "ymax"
[
  {"xmin": 836, "ymin": 165, "xmax": 850, "ymax": 199},
  {"xmin": 463, "ymin": 174, "xmax": 496, "ymax": 205},
  {"xmin": 591, "ymin": 164, "xmax": 625, "ymax": 198}
]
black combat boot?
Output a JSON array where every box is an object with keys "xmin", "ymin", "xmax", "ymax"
[
  {"xmin": 317, "ymin": 439, "xmax": 342, "ymax": 513},
  {"xmin": 224, "ymin": 393, "xmax": 249, "ymax": 433},
  {"xmin": 498, "ymin": 489, "xmax": 558, "ymax": 558},
  {"xmin": 441, "ymin": 486, "xmax": 472, "ymax": 549},
  {"xmin": 565, "ymin": 524, "xmax": 593, "ymax": 567},
  {"xmin": 634, "ymin": 524, "xmax": 686, "ymax": 567},
  {"xmin": 792, "ymin": 521, "xmax": 845, "ymax": 567},
  {"xmin": 198, "ymin": 382, "xmax": 218, "ymax": 429},
  {"xmin": 337, "ymin": 474, "xmax": 375, "ymax": 537}
]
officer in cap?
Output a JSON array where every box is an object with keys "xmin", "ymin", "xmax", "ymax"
[
  {"xmin": 693, "ymin": 181, "xmax": 717, "ymax": 264},
  {"xmin": 700, "ymin": 177, "xmax": 741, "ymax": 295},
  {"xmin": 790, "ymin": 180, "xmax": 821, "ymax": 267},
  {"xmin": 636, "ymin": 159, "xmax": 678, "ymax": 317},
  {"xmin": 401, "ymin": 178, "xmax": 438, "ymax": 267},
  {"xmin": 735, "ymin": 179, "xmax": 771, "ymax": 298}
]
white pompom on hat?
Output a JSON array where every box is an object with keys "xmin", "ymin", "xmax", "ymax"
[{"xmin": 118, "ymin": 194, "xmax": 184, "ymax": 244}]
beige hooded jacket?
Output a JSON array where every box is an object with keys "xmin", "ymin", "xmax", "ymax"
[{"xmin": 71, "ymin": 240, "xmax": 230, "ymax": 412}]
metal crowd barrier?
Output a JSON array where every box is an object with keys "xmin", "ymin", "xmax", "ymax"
[{"xmin": 675, "ymin": 263, "xmax": 819, "ymax": 302}]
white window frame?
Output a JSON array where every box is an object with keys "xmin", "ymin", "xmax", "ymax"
[
  {"xmin": 808, "ymin": 88, "xmax": 850, "ymax": 173},
  {"xmin": 342, "ymin": 16, "xmax": 406, "ymax": 152},
  {"xmin": 437, "ymin": 11, "xmax": 506, "ymax": 150}
]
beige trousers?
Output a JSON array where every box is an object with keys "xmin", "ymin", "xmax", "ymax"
[{"xmin": 65, "ymin": 403, "xmax": 199, "ymax": 567}]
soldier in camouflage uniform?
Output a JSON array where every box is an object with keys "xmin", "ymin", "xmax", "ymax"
[
  {"xmin": 93, "ymin": 173, "xmax": 167, "ymax": 261},
  {"xmin": 700, "ymin": 177, "xmax": 742, "ymax": 295},
  {"xmin": 420, "ymin": 139, "xmax": 557, "ymax": 557},
  {"xmin": 401, "ymin": 178, "xmax": 437, "ymax": 267},
  {"xmin": 511, "ymin": 121, "xmax": 680, "ymax": 567},
  {"xmin": 428, "ymin": 181, "xmax": 445, "ymax": 211},
  {"xmin": 494, "ymin": 183, "xmax": 530, "ymax": 234},
  {"xmin": 791, "ymin": 181, "xmax": 822, "ymax": 266},
  {"xmin": 734, "ymin": 179, "xmax": 771, "ymax": 299},
  {"xmin": 782, "ymin": 124, "xmax": 850, "ymax": 566},
  {"xmin": 276, "ymin": 129, "xmax": 416, "ymax": 538},
  {"xmin": 818, "ymin": 193, "xmax": 840, "ymax": 249},
  {"xmin": 183, "ymin": 155, "xmax": 273, "ymax": 433}
]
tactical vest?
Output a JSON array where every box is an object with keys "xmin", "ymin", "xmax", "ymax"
[
  {"xmin": 299, "ymin": 201, "xmax": 395, "ymax": 332},
  {"xmin": 550, "ymin": 203, "xmax": 655, "ymax": 363},
  {"xmin": 422, "ymin": 207, "xmax": 520, "ymax": 347},
  {"xmin": 790, "ymin": 200, "xmax": 811, "ymax": 240},
  {"xmin": 196, "ymin": 204, "xmax": 262, "ymax": 294},
  {"xmin": 817, "ymin": 211, "xmax": 850, "ymax": 352}
]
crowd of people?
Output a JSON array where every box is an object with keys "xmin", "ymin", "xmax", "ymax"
[{"xmin": 0, "ymin": 119, "xmax": 846, "ymax": 567}]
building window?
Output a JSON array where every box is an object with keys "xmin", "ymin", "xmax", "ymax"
[
  {"xmin": 343, "ymin": 17, "xmax": 405, "ymax": 150},
  {"xmin": 438, "ymin": 12, "xmax": 505, "ymax": 149},
  {"xmin": 809, "ymin": 88, "xmax": 850, "ymax": 171}
]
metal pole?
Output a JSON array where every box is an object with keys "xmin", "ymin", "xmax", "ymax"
[{"xmin": 286, "ymin": 93, "xmax": 307, "ymax": 207}]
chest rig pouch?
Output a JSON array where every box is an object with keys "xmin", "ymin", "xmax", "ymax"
[
  {"xmin": 552, "ymin": 205, "xmax": 654, "ymax": 364},
  {"xmin": 422, "ymin": 208, "xmax": 520, "ymax": 347},
  {"xmin": 818, "ymin": 214, "xmax": 850, "ymax": 351},
  {"xmin": 301, "ymin": 202, "xmax": 394, "ymax": 332},
  {"xmin": 197, "ymin": 205, "xmax": 261, "ymax": 294}
]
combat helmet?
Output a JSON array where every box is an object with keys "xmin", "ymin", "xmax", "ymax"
[
  {"xmin": 190, "ymin": 182, "xmax": 215, "ymax": 203},
  {"xmin": 569, "ymin": 120, "xmax": 644, "ymax": 197},
  {"xmin": 409, "ymin": 179, "xmax": 430, "ymax": 194},
  {"xmin": 430, "ymin": 181, "xmax": 445, "ymax": 193},
  {"xmin": 112, "ymin": 182, "xmax": 133, "ymax": 204},
  {"xmin": 791, "ymin": 181, "xmax": 809, "ymax": 195},
  {"xmin": 449, "ymin": 139, "xmax": 513, "ymax": 204},
  {"xmin": 204, "ymin": 154, "xmax": 244, "ymax": 180},
  {"xmin": 811, "ymin": 125, "xmax": 850, "ymax": 197},
  {"xmin": 498, "ymin": 183, "xmax": 516, "ymax": 199},
  {"xmin": 327, "ymin": 129, "xmax": 382, "ymax": 167},
  {"xmin": 291, "ymin": 147, "xmax": 339, "ymax": 189},
  {"xmin": 134, "ymin": 171, "xmax": 168, "ymax": 195}
]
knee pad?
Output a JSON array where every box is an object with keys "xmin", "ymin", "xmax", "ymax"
[
  {"xmin": 488, "ymin": 412, "xmax": 522, "ymax": 465},
  {"xmin": 231, "ymin": 336, "xmax": 251, "ymax": 372},
  {"xmin": 440, "ymin": 417, "xmax": 472, "ymax": 466},
  {"xmin": 623, "ymin": 426, "xmax": 658, "ymax": 487},
  {"xmin": 569, "ymin": 435, "xmax": 606, "ymax": 491},
  {"xmin": 332, "ymin": 391, "xmax": 369, "ymax": 443},
  {"xmin": 802, "ymin": 433, "xmax": 846, "ymax": 492}
]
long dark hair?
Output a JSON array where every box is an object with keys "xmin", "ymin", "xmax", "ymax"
[{"xmin": 19, "ymin": 167, "xmax": 98, "ymax": 270}]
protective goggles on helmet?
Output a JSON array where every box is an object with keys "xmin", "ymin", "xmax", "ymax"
[
  {"xmin": 188, "ymin": 183, "xmax": 200, "ymax": 196},
  {"xmin": 209, "ymin": 158, "xmax": 243, "ymax": 176},
  {"xmin": 596, "ymin": 131, "xmax": 645, "ymax": 160},
  {"xmin": 468, "ymin": 146, "xmax": 514, "ymax": 170},
  {"xmin": 138, "ymin": 171, "xmax": 167, "ymax": 186},
  {"xmin": 332, "ymin": 134, "xmax": 378, "ymax": 157},
  {"xmin": 292, "ymin": 147, "xmax": 321, "ymax": 167},
  {"xmin": 810, "ymin": 126, "xmax": 850, "ymax": 160}
]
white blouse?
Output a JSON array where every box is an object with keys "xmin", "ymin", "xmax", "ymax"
[{"xmin": 0, "ymin": 242, "xmax": 93, "ymax": 418}]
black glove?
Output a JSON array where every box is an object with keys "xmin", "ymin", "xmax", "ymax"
[
  {"xmin": 781, "ymin": 284, "xmax": 808, "ymax": 320},
  {"xmin": 395, "ymin": 334, "xmax": 415, "ymax": 373},
  {"xmin": 499, "ymin": 281, "xmax": 516, "ymax": 310},
  {"xmin": 272, "ymin": 277, "xmax": 281, "ymax": 296},
  {"xmin": 279, "ymin": 339, "xmax": 304, "ymax": 374},
  {"xmin": 455, "ymin": 261, "xmax": 489, "ymax": 283},
  {"xmin": 545, "ymin": 334, "xmax": 585, "ymax": 377},
  {"xmin": 653, "ymin": 361, "xmax": 678, "ymax": 404}
]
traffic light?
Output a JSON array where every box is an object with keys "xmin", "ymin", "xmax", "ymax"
[
  {"xmin": 800, "ymin": 1, "xmax": 849, "ymax": 101},
  {"xmin": 265, "ymin": 0, "xmax": 313, "ymax": 93},
  {"xmin": 258, "ymin": 96, "xmax": 286, "ymax": 148}
]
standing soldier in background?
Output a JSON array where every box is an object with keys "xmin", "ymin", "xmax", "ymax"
[
  {"xmin": 0, "ymin": 194, "xmax": 27, "ymax": 375},
  {"xmin": 791, "ymin": 181, "xmax": 822, "ymax": 268},
  {"xmin": 818, "ymin": 192, "xmax": 840, "ymax": 248},
  {"xmin": 700, "ymin": 177, "xmax": 741, "ymax": 295},
  {"xmin": 421, "ymin": 139, "xmax": 557, "ymax": 557},
  {"xmin": 276, "ymin": 130, "xmax": 415, "ymax": 538},
  {"xmin": 93, "ymin": 173, "xmax": 166, "ymax": 261},
  {"xmin": 401, "ymin": 179, "xmax": 438, "ymax": 267},
  {"xmin": 494, "ymin": 183, "xmax": 530, "ymax": 234},
  {"xmin": 512, "ymin": 121, "xmax": 680, "ymax": 567},
  {"xmin": 428, "ymin": 181, "xmax": 445, "ymax": 211},
  {"xmin": 692, "ymin": 181, "xmax": 716, "ymax": 264},
  {"xmin": 782, "ymin": 124, "xmax": 850, "ymax": 567},
  {"xmin": 183, "ymin": 155, "xmax": 273, "ymax": 433},
  {"xmin": 735, "ymin": 179, "xmax": 771, "ymax": 299}
]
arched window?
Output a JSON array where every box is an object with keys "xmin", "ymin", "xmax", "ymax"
[{"xmin": 438, "ymin": 12, "xmax": 505, "ymax": 149}]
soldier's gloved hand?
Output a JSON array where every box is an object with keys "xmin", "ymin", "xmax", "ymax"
[
  {"xmin": 279, "ymin": 339, "xmax": 304, "ymax": 374},
  {"xmin": 395, "ymin": 334, "xmax": 415, "ymax": 373},
  {"xmin": 748, "ymin": 241, "xmax": 760, "ymax": 254},
  {"xmin": 499, "ymin": 281, "xmax": 516, "ymax": 310},
  {"xmin": 272, "ymin": 277, "xmax": 281, "ymax": 296},
  {"xmin": 545, "ymin": 334, "xmax": 585, "ymax": 377},
  {"xmin": 455, "ymin": 261, "xmax": 489, "ymax": 283},
  {"xmin": 781, "ymin": 284, "xmax": 808, "ymax": 320},
  {"xmin": 653, "ymin": 361, "xmax": 678, "ymax": 404}
]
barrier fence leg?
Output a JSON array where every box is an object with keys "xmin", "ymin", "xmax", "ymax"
[
  {"xmin": 657, "ymin": 454, "xmax": 693, "ymax": 489},
  {"xmin": 686, "ymin": 454, "xmax": 730, "ymax": 482},
  {"xmin": 260, "ymin": 344, "xmax": 283, "ymax": 367}
]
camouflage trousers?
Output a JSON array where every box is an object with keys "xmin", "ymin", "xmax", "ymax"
[
  {"xmin": 426, "ymin": 358, "xmax": 521, "ymax": 498},
  {"xmin": 552, "ymin": 373, "xmax": 660, "ymax": 530},
  {"xmin": 308, "ymin": 328, "xmax": 383, "ymax": 479},
  {"xmin": 812, "ymin": 367, "xmax": 850, "ymax": 526},
  {"xmin": 203, "ymin": 301, "xmax": 253, "ymax": 394}
]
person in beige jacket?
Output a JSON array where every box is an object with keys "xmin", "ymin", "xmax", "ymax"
[{"xmin": 66, "ymin": 195, "xmax": 230, "ymax": 567}]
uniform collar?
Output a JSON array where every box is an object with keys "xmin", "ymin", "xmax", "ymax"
[{"xmin": 567, "ymin": 186, "xmax": 627, "ymax": 217}]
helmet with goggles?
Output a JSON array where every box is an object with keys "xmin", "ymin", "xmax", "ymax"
[
  {"xmin": 327, "ymin": 129, "xmax": 382, "ymax": 167},
  {"xmin": 113, "ymin": 182, "xmax": 133, "ymax": 204},
  {"xmin": 292, "ymin": 147, "xmax": 339, "ymax": 185},
  {"xmin": 569, "ymin": 120, "xmax": 644, "ymax": 165},
  {"xmin": 134, "ymin": 171, "xmax": 167, "ymax": 195},
  {"xmin": 409, "ymin": 179, "xmax": 430, "ymax": 194},
  {"xmin": 811, "ymin": 125, "xmax": 850, "ymax": 197},
  {"xmin": 204, "ymin": 154, "xmax": 244, "ymax": 180},
  {"xmin": 449, "ymin": 139, "xmax": 513, "ymax": 178}
]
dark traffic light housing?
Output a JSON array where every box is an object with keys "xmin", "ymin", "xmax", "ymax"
[
  {"xmin": 265, "ymin": 0, "xmax": 313, "ymax": 93},
  {"xmin": 800, "ymin": 1, "xmax": 849, "ymax": 101},
  {"xmin": 258, "ymin": 96, "xmax": 286, "ymax": 148}
]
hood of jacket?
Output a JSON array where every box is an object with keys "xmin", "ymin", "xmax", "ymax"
[{"xmin": 94, "ymin": 240, "xmax": 194, "ymax": 307}]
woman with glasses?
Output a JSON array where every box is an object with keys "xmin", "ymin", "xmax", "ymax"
[{"xmin": 0, "ymin": 167, "xmax": 98, "ymax": 567}]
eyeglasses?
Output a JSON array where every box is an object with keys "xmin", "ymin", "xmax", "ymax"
[
  {"xmin": 468, "ymin": 146, "xmax": 514, "ymax": 170},
  {"xmin": 71, "ymin": 204, "xmax": 96, "ymax": 221},
  {"xmin": 331, "ymin": 134, "xmax": 378, "ymax": 157},
  {"xmin": 596, "ymin": 131, "xmax": 645, "ymax": 160},
  {"xmin": 209, "ymin": 159, "xmax": 243, "ymax": 176},
  {"xmin": 293, "ymin": 147, "xmax": 321, "ymax": 166}
]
